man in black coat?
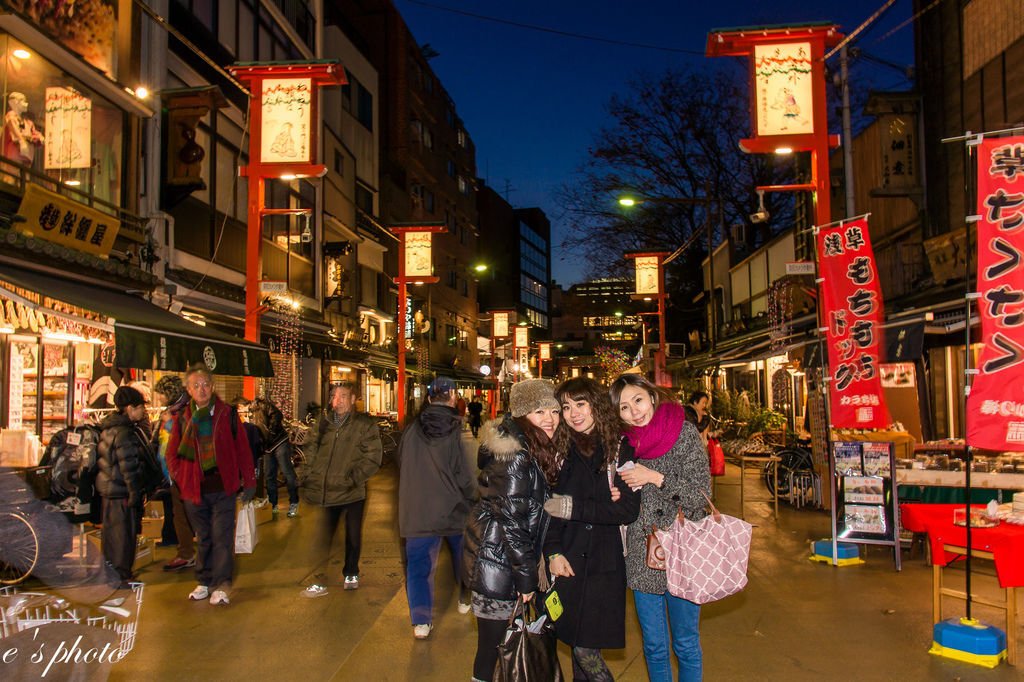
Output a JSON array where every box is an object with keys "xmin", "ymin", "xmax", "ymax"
[{"xmin": 96, "ymin": 386, "xmax": 150, "ymax": 586}]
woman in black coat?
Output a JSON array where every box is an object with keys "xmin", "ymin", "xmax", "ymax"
[
  {"xmin": 463, "ymin": 379, "xmax": 568, "ymax": 682},
  {"xmin": 545, "ymin": 378, "xmax": 640, "ymax": 681}
]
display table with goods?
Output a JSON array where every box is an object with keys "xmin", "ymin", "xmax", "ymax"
[
  {"xmin": 901, "ymin": 502, "xmax": 1024, "ymax": 665},
  {"xmin": 896, "ymin": 441, "xmax": 1024, "ymax": 501}
]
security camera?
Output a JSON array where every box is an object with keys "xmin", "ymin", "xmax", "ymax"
[{"xmin": 750, "ymin": 189, "xmax": 769, "ymax": 224}]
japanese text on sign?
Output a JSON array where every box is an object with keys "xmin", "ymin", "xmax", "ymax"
[
  {"xmin": 492, "ymin": 311, "xmax": 509, "ymax": 338},
  {"xmin": 16, "ymin": 184, "xmax": 120, "ymax": 256},
  {"xmin": 817, "ymin": 216, "xmax": 891, "ymax": 428},
  {"xmin": 260, "ymin": 78, "xmax": 312, "ymax": 164},
  {"xmin": 967, "ymin": 136, "xmax": 1024, "ymax": 448}
]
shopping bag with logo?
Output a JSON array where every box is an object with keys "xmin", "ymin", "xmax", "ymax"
[
  {"xmin": 657, "ymin": 492, "xmax": 751, "ymax": 604},
  {"xmin": 234, "ymin": 502, "xmax": 258, "ymax": 554},
  {"xmin": 494, "ymin": 598, "xmax": 564, "ymax": 682}
]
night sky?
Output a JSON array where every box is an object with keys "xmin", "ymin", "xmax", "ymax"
[{"xmin": 395, "ymin": 0, "xmax": 917, "ymax": 286}]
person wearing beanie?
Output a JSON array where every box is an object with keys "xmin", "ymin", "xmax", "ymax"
[
  {"xmin": 96, "ymin": 386, "xmax": 151, "ymax": 586},
  {"xmin": 463, "ymin": 379, "xmax": 569, "ymax": 682},
  {"xmin": 152, "ymin": 375, "xmax": 196, "ymax": 572}
]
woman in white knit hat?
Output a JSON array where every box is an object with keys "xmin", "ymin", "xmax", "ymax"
[{"xmin": 462, "ymin": 379, "xmax": 569, "ymax": 682}]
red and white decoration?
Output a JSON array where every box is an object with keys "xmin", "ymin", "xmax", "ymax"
[
  {"xmin": 817, "ymin": 216, "xmax": 892, "ymax": 428},
  {"xmin": 967, "ymin": 136, "xmax": 1024, "ymax": 450}
]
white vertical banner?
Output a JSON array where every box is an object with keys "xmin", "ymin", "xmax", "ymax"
[
  {"xmin": 44, "ymin": 87, "xmax": 91, "ymax": 170},
  {"xmin": 634, "ymin": 256, "xmax": 661, "ymax": 295},
  {"xmin": 260, "ymin": 78, "xmax": 312, "ymax": 163},
  {"xmin": 515, "ymin": 326, "xmax": 528, "ymax": 349}
]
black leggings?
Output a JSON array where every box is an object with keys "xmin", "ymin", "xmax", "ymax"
[{"xmin": 473, "ymin": 616, "xmax": 508, "ymax": 681}]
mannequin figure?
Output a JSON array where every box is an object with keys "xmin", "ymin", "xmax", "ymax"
[{"xmin": 4, "ymin": 92, "xmax": 44, "ymax": 165}]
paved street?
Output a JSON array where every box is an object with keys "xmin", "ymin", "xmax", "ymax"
[{"xmin": 95, "ymin": 432, "xmax": 1020, "ymax": 681}]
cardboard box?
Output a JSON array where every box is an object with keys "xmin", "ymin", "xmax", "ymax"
[
  {"xmin": 134, "ymin": 537, "xmax": 156, "ymax": 569},
  {"xmin": 85, "ymin": 531, "xmax": 155, "ymax": 569},
  {"xmin": 140, "ymin": 517, "xmax": 163, "ymax": 539}
]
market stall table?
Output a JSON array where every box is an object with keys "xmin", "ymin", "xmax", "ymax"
[{"xmin": 901, "ymin": 503, "xmax": 1024, "ymax": 665}]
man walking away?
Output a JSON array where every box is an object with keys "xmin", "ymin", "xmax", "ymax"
[
  {"xmin": 300, "ymin": 381, "xmax": 382, "ymax": 596},
  {"xmin": 397, "ymin": 377, "xmax": 477, "ymax": 639},
  {"xmin": 166, "ymin": 364, "xmax": 256, "ymax": 606}
]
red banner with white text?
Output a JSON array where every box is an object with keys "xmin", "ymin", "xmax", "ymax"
[
  {"xmin": 967, "ymin": 136, "xmax": 1024, "ymax": 450},
  {"xmin": 817, "ymin": 217, "xmax": 892, "ymax": 428}
]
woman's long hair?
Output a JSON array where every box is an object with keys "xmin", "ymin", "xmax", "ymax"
[
  {"xmin": 556, "ymin": 377, "xmax": 621, "ymax": 469},
  {"xmin": 513, "ymin": 416, "xmax": 568, "ymax": 486}
]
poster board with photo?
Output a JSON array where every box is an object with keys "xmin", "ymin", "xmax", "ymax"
[{"xmin": 831, "ymin": 441, "xmax": 900, "ymax": 567}]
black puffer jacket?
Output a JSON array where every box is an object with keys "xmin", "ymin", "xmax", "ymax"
[
  {"xmin": 463, "ymin": 414, "xmax": 549, "ymax": 599},
  {"xmin": 96, "ymin": 412, "xmax": 148, "ymax": 503}
]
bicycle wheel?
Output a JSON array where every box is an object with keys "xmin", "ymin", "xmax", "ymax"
[
  {"xmin": 764, "ymin": 448, "xmax": 813, "ymax": 498},
  {"xmin": 380, "ymin": 431, "xmax": 399, "ymax": 460},
  {"xmin": 0, "ymin": 511, "xmax": 39, "ymax": 585}
]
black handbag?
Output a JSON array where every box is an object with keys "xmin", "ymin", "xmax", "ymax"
[{"xmin": 494, "ymin": 599, "xmax": 564, "ymax": 682}]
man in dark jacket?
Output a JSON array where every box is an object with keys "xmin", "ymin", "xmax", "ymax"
[
  {"xmin": 300, "ymin": 381, "xmax": 382, "ymax": 597},
  {"xmin": 166, "ymin": 364, "xmax": 256, "ymax": 606},
  {"xmin": 96, "ymin": 386, "xmax": 149, "ymax": 586},
  {"xmin": 397, "ymin": 376, "xmax": 476, "ymax": 639}
]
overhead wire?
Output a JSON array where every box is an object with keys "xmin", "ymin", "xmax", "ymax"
[{"xmin": 401, "ymin": 0, "xmax": 706, "ymax": 55}]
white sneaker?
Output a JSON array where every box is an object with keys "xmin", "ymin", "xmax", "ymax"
[
  {"xmin": 302, "ymin": 584, "xmax": 328, "ymax": 598},
  {"xmin": 188, "ymin": 585, "xmax": 209, "ymax": 601},
  {"xmin": 288, "ymin": 503, "xmax": 299, "ymax": 518},
  {"xmin": 209, "ymin": 590, "xmax": 230, "ymax": 606},
  {"xmin": 343, "ymin": 575, "xmax": 359, "ymax": 590},
  {"xmin": 413, "ymin": 623, "xmax": 433, "ymax": 639},
  {"xmin": 457, "ymin": 600, "xmax": 472, "ymax": 614}
]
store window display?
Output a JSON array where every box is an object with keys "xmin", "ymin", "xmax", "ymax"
[
  {"xmin": 0, "ymin": 34, "xmax": 124, "ymax": 204},
  {"xmin": 3, "ymin": 91, "xmax": 43, "ymax": 165}
]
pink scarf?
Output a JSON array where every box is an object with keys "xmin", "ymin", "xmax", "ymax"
[{"xmin": 627, "ymin": 402, "xmax": 685, "ymax": 460}]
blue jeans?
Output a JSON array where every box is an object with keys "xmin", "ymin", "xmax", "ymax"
[
  {"xmin": 405, "ymin": 535, "xmax": 463, "ymax": 625},
  {"xmin": 632, "ymin": 590, "xmax": 702, "ymax": 682},
  {"xmin": 264, "ymin": 441, "xmax": 298, "ymax": 507}
]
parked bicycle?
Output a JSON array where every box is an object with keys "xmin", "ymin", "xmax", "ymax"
[
  {"xmin": 0, "ymin": 469, "xmax": 71, "ymax": 585},
  {"xmin": 378, "ymin": 418, "xmax": 400, "ymax": 461}
]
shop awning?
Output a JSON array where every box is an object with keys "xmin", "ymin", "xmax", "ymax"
[{"xmin": 0, "ymin": 266, "xmax": 273, "ymax": 376}]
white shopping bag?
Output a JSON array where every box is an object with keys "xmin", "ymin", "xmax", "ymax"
[{"xmin": 235, "ymin": 502, "xmax": 258, "ymax": 554}]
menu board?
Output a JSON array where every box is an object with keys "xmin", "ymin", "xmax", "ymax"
[{"xmin": 832, "ymin": 441, "xmax": 899, "ymax": 552}]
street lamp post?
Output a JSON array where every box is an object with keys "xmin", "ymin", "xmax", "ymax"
[
  {"xmin": 620, "ymin": 187, "xmax": 716, "ymax": 383},
  {"xmin": 392, "ymin": 224, "xmax": 444, "ymax": 425},
  {"xmin": 625, "ymin": 251, "xmax": 670, "ymax": 386}
]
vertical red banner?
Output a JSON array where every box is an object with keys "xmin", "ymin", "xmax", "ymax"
[
  {"xmin": 967, "ymin": 136, "xmax": 1024, "ymax": 450},
  {"xmin": 817, "ymin": 217, "xmax": 892, "ymax": 428}
]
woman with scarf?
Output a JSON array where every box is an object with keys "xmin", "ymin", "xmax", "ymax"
[
  {"xmin": 463, "ymin": 379, "xmax": 568, "ymax": 682},
  {"xmin": 609, "ymin": 374, "xmax": 710, "ymax": 682},
  {"xmin": 543, "ymin": 378, "xmax": 640, "ymax": 681}
]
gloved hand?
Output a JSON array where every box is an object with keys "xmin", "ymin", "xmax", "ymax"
[
  {"xmin": 544, "ymin": 494, "xmax": 573, "ymax": 519},
  {"xmin": 240, "ymin": 487, "xmax": 256, "ymax": 503}
]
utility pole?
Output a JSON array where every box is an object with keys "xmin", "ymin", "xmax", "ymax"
[{"xmin": 840, "ymin": 46, "xmax": 856, "ymax": 217}]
